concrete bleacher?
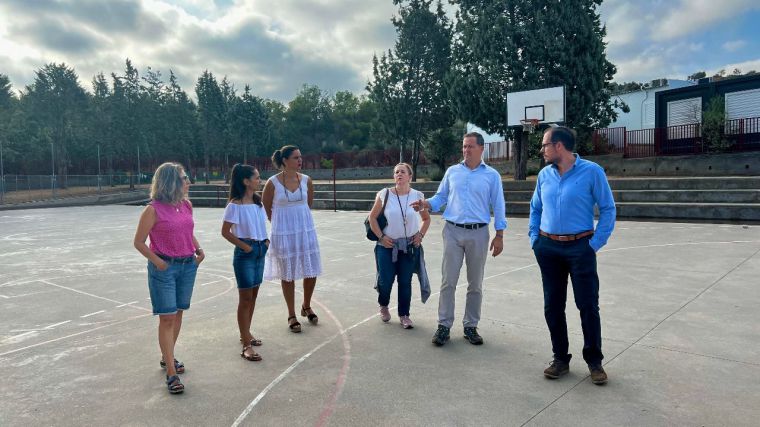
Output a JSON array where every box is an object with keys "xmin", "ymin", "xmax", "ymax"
[{"xmin": 188, "ymin": 176, "xmax": 760, "ymax": 222}]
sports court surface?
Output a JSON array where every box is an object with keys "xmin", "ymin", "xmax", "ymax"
[{"xmin": 1, "ymin": 206, "xmax": 759, "ymax": 426}]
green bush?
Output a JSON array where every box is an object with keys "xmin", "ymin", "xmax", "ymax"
[{"xmin": 703, "ymin": 97, "xmax": 730, "ymax": 152}]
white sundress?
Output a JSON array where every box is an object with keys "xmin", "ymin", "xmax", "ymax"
[{"xmin": 264, "ymin": 173, "xmax": 322, "ymax": 281}]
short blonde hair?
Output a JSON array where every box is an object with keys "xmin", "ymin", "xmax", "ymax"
[{"xmin": 150, "ymin": 162, "xmax": 186, "ymax": 205}]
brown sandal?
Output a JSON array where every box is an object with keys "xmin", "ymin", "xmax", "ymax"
[
  {"xmin": 239, "ymin": 336, "xmax": 263, "ymax": 346},
  {"xmin": 288, "ymin": 315, "xmax": 302, "ymax": 333},
  {"xmin": 241, "ymin": 345, "xmax": 262, "ymax": 361},
  {"xmin": 301, "ymin": 306, "xmax": 319, "ymax": 325}
]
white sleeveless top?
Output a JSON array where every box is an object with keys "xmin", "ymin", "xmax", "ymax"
[{"xmin": 377, "ymin": 188, "xmax": 424, "ymax": 239}]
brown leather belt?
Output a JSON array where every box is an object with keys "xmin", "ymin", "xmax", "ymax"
[{"xmin": 539, "ymin": 230, "xmax": 594, "ymax": 242}]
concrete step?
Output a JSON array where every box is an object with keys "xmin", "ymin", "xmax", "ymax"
[
  {"xmin": 613, "ymin": 190, "xmax": 760, "ymax": 203},
  {"xmin": 608, "ymin": 176, "xmax": 760, "ymax": 190},
  {"xmin": 615, "ymin": 202, "xmax": 760, "ymax": 221}
]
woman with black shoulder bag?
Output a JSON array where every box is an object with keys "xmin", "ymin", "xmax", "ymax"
[{"xmin": 367, "ymin": 163, "xmax": 430, "ymax": 329}]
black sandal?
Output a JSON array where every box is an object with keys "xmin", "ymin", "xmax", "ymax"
[
  {"xmin": 160, "ymin": 358, "xmax": 185, "ymax": 374},
  {"xmin": 166, "ymin": 375, "xmax": 184, "ymax": 394},
  {"xmin": 288, "ymin": 315, "xmax": 301, "ymax": 333},
  {"xmin": 301, "ymin": 306, "xmax": 319, "ymax": 325},
  {"xmin": 241, "ymin": 345, "xmax": 263, "ymax": 361}
]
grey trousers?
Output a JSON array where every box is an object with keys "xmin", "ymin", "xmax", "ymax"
[{"xmin": 438, "ymin": 222, "xmax": 490, "ymax": 328}]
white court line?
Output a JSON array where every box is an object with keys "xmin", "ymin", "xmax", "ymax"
[
  {"xmin": 0, "ymin": 294, "xmax": 8, "ymax": 299},
  {"xmin": 3, "ymin": 331, "xmax": 37, "ymax": 342},
  {"xmin": 37, "ymin": 279, "xmax": 151, "ymax": 312},
  {"xmin": 328, "ymin": 258, "xmax": 344, "ymax": 262},
  {"xmin": 232, "ymin": 238, "xmax": 760, "ymax": 424},
  {"xmin": 115, "ymin": 301, "xmax": 138, "ymax": 308},
  {"xmin": 45, "ymin": 320, "xmax": 71, "ymax": 329},
  {"xmin": 0, "ymin": 272, "xmax": 237, "ymax": 358},
  {"xmin": 201, "ymin": 279, "xmax": 224, "ymax": 287},
  {"xmin": 80, "ymin": 310, "xmax": 105, "ymax": 318}
]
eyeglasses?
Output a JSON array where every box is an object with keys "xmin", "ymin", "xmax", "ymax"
[
  {"xmin": 540, "ymin": 142, "xmax": 557, "ymax": 150},
  {"xmin": 180, "ymin": 175, "xmax": 190, "ymax": 181}
]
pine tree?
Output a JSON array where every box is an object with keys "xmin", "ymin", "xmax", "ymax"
[
  {"xmin": 367, "ymin": 0, "xmax": 453, "ymax": 179},
  {"xmin": 449, "ymin": 0, "xmax": 618, "ymax": 179}
]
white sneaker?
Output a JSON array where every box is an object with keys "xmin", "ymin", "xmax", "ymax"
[
  {"xmin": 400, "ymin": 315, "xmax": 413, "ymax": 329},
  {"xmin": 379, "ymin": 306, "xmax": 391, "ymax": 322}
]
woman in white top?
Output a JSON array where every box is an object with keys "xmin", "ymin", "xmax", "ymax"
[
  {"xmin": 262, "ymin": 145, "xmax": 322, "ymax": 333},
  {"xmin": 222, "ymin": 164, "xmax": 269, "ymax": 361},
  {"xmin": 368, "ymin": 163, "xmax": 431, "ymax": 329}
]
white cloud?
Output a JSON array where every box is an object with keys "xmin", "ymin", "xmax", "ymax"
[
  {"xmin": 709, "ymin": 59, "xmax": 760, "ymax": 76},
  {"xmin": 722, "ymin": 40, "xmax": 747, "ymax": 52},
  {"xmin": 0, "ymin": 0, "xmax": 401, "ymax": 101},
  {"xmin": 654, "ymin": 0, "xmax": 760, "ymax": 40}
]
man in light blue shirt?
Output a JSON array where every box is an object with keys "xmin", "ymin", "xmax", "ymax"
[
  {"xmin": 412, "ymin": 132, "xmax": 507, "ymax": 346},
  {"xmin": 529, "ymin": 126, "xmax": 615, "ymax": 385}
]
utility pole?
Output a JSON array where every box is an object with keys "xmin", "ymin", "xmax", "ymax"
[
  {"xmin": 136, "ymin": 144, "xmax": 141, "ymax": 186},
  {"xmin": 51, "ymin": 142, "xmax": 56, "ymax": 197},
  {"xmin": 97, "ymin": 144, "xmax": 102, "ymax": 193},
  {"xmin": 0, "ymin": 138, "xmax": 4, "ymax": 205}
]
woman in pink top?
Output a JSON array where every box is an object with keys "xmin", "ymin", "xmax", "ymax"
[{"xmin": 134, "ymin": 162, "xmax": 205, "ymax": 395}]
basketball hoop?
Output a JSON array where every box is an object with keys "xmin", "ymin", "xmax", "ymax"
[{"xmin": 520, "ymin": 118, "xmax": 540, "ymax": 134}]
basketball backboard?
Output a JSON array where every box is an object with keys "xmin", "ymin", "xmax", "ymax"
[{"xmin": 506, "ymin": 86, "xmax": 565, "ymax": 128}]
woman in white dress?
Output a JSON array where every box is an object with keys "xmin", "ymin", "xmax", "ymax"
[{"xmin": 262, "ymin": 145, "xmax": 322, "ymax": 332}]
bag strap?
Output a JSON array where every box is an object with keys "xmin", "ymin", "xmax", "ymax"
[{"xmin": 381, "ymin": 188, "xmax": 391, "ymax": 213}]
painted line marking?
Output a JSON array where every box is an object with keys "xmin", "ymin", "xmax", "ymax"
[
  {"xmin": 80, "ymin": 310, "xmax": 105, "ymax": 318},
  {"xmin": 0, "ymin": 273, "xmax": 236, "ymax": 358},
  {"xmin": 44, "ymin": 320, "xmax": 71, "ymax": 329},
  {"xmin": 201, "ymin": 279, "xmax": 224, "ymax": 287},
  {"xmin": 38, "ymin": 279, "xmax": 150, "ymax": 312},
  {"xmin": 3, "ymin": 331, "xmax": 37, "ymax": 342},
  {"xmin": 115, "ymin": 301, "xmax": 138, "ymax": 308}
]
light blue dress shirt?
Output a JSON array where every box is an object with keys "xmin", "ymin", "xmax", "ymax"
[
  {"xmin": 528, "ymin": 154, "xmax": 616, "ymax": 252},
  {"xmin": 427, "ymin": 160, "xmax": 507, "ymax": 231}
]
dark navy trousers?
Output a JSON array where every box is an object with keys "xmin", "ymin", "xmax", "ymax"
[{"xmin": 533, "ymin": 235, "xmax": 603, "ymax": 365}]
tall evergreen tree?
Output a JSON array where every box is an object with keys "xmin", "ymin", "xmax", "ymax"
[
  {"xmin": 24, "ymin": 63, "xmax": 89, "ymax": 186},
  {"xmin": 165, "ymin": 71, "xmax": 198, "ymax": 176},
  {"xmin": 91, "ymin": 72, "xmax": 114, "ymax": 179},
  {"xmin": 195, "ymin": 70, "xmax": 226, "ymax": 183},
  {"xmin": 449, "ymin": 0, "xmax": 618, "ymax": 179},
  {"xmin": 285, "ymin": 84, "xmax": 333, "ymax": 154},
  {"xmin": 367, "ymin": 0, "xmax": 453, "ymax": 179}
]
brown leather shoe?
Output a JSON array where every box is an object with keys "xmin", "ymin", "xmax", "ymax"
[
  {"xmin": 589, "ymin": 364, "xmax": 608, "ymax": 385},
  {"xmin": 543, "ymin": 359, "xmax": 570, "ymax": 379}
]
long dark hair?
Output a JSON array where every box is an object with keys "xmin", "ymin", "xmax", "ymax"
[
  {"xmin": 228, "ymin": 163, "xmax": 262, "ymax": 205},
  {"xmin": 271, "ymin": 145, "xmax": 299, "ymax": 169}
]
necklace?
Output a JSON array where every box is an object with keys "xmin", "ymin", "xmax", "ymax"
[{"xmin": 396, "ymin": 187, "xmax": 410, "ymax": 226}]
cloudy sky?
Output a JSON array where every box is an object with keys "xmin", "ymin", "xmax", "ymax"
[{"xmin": 1, "ymin": 0, "xmax": 759, "ymax": 102}]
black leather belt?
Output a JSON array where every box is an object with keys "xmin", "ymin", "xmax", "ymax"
[
  {"xmin": 157, "ymin": 254, "xmax": 195, "ymax": 264},
  {"xmin": 447, "ymin": 221, "xmax": 488, "ymax": 230}
]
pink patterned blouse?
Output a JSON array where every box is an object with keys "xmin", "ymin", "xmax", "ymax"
[{"xmin": 149, "ymin": 200, "xmax": 196, "ymax": 257}]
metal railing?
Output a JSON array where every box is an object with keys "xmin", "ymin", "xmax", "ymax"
[
  {"xmin": 0, "ymin": 174, "xmax": 140, "ymax": 205},
  {"xmin": 593, "ymin": 116, "xmax": 760, "ymax": 158}
]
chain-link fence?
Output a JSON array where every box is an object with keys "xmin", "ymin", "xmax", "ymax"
[{"xmin": 0, "ymin": 174, "xmax": 145, "ymax": 205}]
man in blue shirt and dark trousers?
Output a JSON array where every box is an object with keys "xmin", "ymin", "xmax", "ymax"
[
  {"xmin": 411, "ymin": 132, "xmax": 507, "ymax": 347},
  {"xmin": 529, "ymin": 126, "xmax": 616, "ymax": 385}
]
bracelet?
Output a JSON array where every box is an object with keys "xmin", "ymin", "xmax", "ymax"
[{"xmin": 494, "ymin": 235, "xmax": 503, "ymax": 239}]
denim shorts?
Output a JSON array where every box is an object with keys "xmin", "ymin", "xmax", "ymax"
[
  {"xmin": 147, "ymin": 256, "xmax": 198, "ymax": 315},
  {"xmin": 233, "ymin": 239, "xmax": 268, "ymax": 289}
]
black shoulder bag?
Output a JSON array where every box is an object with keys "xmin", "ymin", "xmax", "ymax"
[{"xmin": 365, "ymin": 188, "xmax": 391, "ymax": 241}]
